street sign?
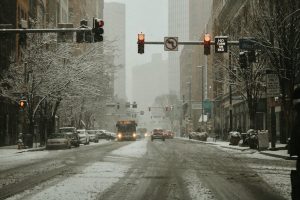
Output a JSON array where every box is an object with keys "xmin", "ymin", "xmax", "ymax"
[
  {"xmin": 239, "ymin": 37, "xmax": 257, "ymax": 50},
  {"xmin": 164, "ymin": 37, "xmax": 178, "ymax": 51},
  {"xmin": 215, "ymin": 36, "xmax": 228, "ymax": 53},
  {"xmin": 267, "ymin": 74, "xmax": 280, "ymax": 97},
  {"xmin": 192, "ymin": 102, "xmax": 202, "ymax": 110}
]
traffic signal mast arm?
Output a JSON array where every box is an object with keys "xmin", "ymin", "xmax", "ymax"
[
  {"xmin": 139, "ymin": 41, "xmax": 239, "ymax": 45},
  {"xmin": 0, "ymin": 28, "xmax": 92, "ymax": 33}
]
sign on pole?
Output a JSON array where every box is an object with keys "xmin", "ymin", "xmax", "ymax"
[
  {"xmin": 192, "ymin": 102, "xmax": 202, "ymax": 110},
  {"xmin": 215, "ymin": 36, "xmax": 228, "ymax": 53},
  {"xmin": 267, "ymin": 74, "xmax": 280, "ymax": 97},
  {"xmin": 164, "ymin": 37, "xmax": 178, "ymax": 51}
]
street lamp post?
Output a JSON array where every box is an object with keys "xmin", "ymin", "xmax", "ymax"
[
  {"xmin": 196, "ymin": 66, "xmax": 205, "ymax": 131},
  {"xmin": 187, "ymin": 82, "xmax": 192, "ymax": 120}
]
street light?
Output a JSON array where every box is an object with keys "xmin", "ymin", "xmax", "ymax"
[
  {"xmin": 196, "ymin": 66, "xmax": 205, "ymax": 131},
  {"xmin": 186, "ymin": 81, "xmax": 192, "ymax": 120}
]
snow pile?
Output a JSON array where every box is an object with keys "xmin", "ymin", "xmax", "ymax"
[{"xmin": 183, "ymin": 170, "xmax": 215, "ymax": 200}]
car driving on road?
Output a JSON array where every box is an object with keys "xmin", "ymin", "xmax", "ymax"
[{"xmin": 151, "ymin": 128, "xmax": 165, "ymax": 141}]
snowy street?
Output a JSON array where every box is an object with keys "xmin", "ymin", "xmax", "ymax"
[{"xmin": 0, "ymin": 138, "xmax": 296, "ymax": 200}]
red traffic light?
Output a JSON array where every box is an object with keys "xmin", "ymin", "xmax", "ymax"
[
  {"xmin": 138, "ymin": 33, "xmax": 145, "ymax": 54},
  {"xmin": 138, "ymin": 33, "xmax": 145, "ymax": 43},
  {"xmin": 95, "ymin": 18, "xmax": 104, "ymax": 28},
  {"xmin": 204, "ymin": 34, "xmax": 211, "ymax": 43},
  {"xmin": 19, "ymin": 99, "xmax": 27, "ymax": 109},
  {"xmin": 94, "ymin": 18, "xmax": 104, "ymax": 42},
  {"xmin": 204, "ymin": 33, "xmax": 211, "ymax": 55}
]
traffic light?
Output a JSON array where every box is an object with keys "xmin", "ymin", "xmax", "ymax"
[
  {"xmin": 148, "ymin": 107, "xmax": 151, "ymax": 112},
  {"xmin": 93, "ymin": 18, "xmax": 104, "ymax": 42},
  {"xmin": 117, "ymin": 103, "xmax": 120, "ymax": 109},
  {"xmin": 76, "ymin": 19, "xmax": 87, "ymax": 43},
  {"xmin": 19, "ymin": 99, "xmax": 27, "ymax": 110},
  {"xmin": 203, "ymin": 33, "xmax": 211, "ymax": 55},
  {"xmin": 239, "ymin": 51, "xmax": 247, "ymax": 69},
  {"xmin": 137, "ymin": 33, "xmax": 145, "ymax": 54},
  {"xmin": 248, "ymin": 50, "xmax": 256, "ymax": 63}
]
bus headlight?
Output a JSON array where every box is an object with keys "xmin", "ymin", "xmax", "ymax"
[
  {"xmin": 133, "ymin": 133, "xmax": 136, "ymax": 137},
  {"xmin": 118, "ymin": 133, "xmax": 122, "ymax": 138}
]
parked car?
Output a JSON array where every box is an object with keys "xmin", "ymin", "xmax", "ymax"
[
  {"xmin": 151, "ymin": 128, "xmax": 165, "ymax": 141},
  {"xmin": 107, "ymin": 132, "xmax": 116, "ymax": 140},
  {"xmin": 46, "ymin": 133, "xmax": 72, "ymax": 149},
  {"xmin": 77, "ymin": 129, "xmax": 90, "ymax": 145},
  {"xmin": 164, "ymin": 130, "xmax": 175, "ymax": 139},
  {"xmin": 87, "ymin": 130, "xmax": 99, "ymax": 143},
  {"xmin": 59, "ymin": 127, "xmax": 80, "ymax": 147},
  {"xmin": 97, "ymin": 130, "xmax": 111, "ymax": 140}
]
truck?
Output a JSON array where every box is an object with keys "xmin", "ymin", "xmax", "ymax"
[{"xmin": 116, "ymin": 120, "xmax": 137, "ymax": 141}]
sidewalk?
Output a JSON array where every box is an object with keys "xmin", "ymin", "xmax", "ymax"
[
  {"xmin": 181, "ymin": 137, "xmax": 298, "ymax": 160},
  {"xmin": 0, "ymin": 143, "xmax": 45, "ymax": 156}
]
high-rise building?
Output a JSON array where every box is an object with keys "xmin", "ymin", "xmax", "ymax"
[
  {"xmin": 168, "ymin": 0, "xmax": 189, "ymax": 96},
  {"xmin": 104, "ymin": 2, "xmax": 126, "ymax": 100},
  {"xmin": 132, "ymin": 53, "xmax": 168, "ymax": 107},
  {"xmin": 68, "ymin": 0, "xmax": 104, "ymax": 27}
]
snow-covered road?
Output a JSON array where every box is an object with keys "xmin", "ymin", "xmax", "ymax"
[{"xmin": 1, "ymin": 138, "xmax": 295, "ymax": 200}]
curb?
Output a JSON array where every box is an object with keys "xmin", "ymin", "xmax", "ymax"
[
  {"xmin": 219, "ymin": 145, "xmax": 250, "ymax": 151},
  {"xmin": 17, "ymin": 147, "xmax": 45, "ymax": 153},
  {"xmin": 259, "ymin": 151, "xmax": 297, "ymax": 160}
]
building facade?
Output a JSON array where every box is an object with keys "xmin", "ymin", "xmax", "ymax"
[
  {"xmin": 104, "ymin": 2, "xmax": 126, "ymax": 100},
  {"xmin": 179, "ymin": 0, "xmax": 213, "ymax": 133},
  {"xmin": 168, "ymin": 0, "xmax": 189, "ymax": 96}
]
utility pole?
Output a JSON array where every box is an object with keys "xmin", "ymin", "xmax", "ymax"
[
  {"xmin": 229, "ymin": 51, "xmax": 233, "ymax": 132},
  {"xmin": 196, "ymin": 66, "xmax": 205, "ymax": 131},
  {"xmin": 188, "ymin": 82, "xmax": 192, "ymax": 120}
]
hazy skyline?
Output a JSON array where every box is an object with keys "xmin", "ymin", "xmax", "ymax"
[{"xmin": 104, "ymin": 0, "xmax": 168, "ymax": 100}]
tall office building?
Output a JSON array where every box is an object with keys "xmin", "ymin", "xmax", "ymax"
[
  {"xmin": 132, "ymin": 53, "xmax": 168, "ymax": 106},
  {"xmin": 168, "ymin": 0, "xmax": 189, "ymax": 96},
  {"xmin": 104, "ymin": 2, "xmax": 126, "ymax": 100}
]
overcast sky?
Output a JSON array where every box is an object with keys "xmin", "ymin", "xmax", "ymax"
[{"xmin": 104, "ymin": 0, "xmax": 168, "ymax": 100}]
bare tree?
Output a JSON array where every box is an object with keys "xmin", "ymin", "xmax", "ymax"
[
  {"xmin": 0, "ymin": 32, "xmax": 118, "ymax": 144},
  {"xmin": 248, "ymin": 0, "xmax": 300, "ymax": 141}
]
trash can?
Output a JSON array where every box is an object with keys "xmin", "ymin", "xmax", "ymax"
[
  {"xmin": 23, "ymin": 134, "xmax": 33, "ymax": 148},
  {"xmin": 258, "ymin": 130, "xmax": 269, "ymax": 150}
]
